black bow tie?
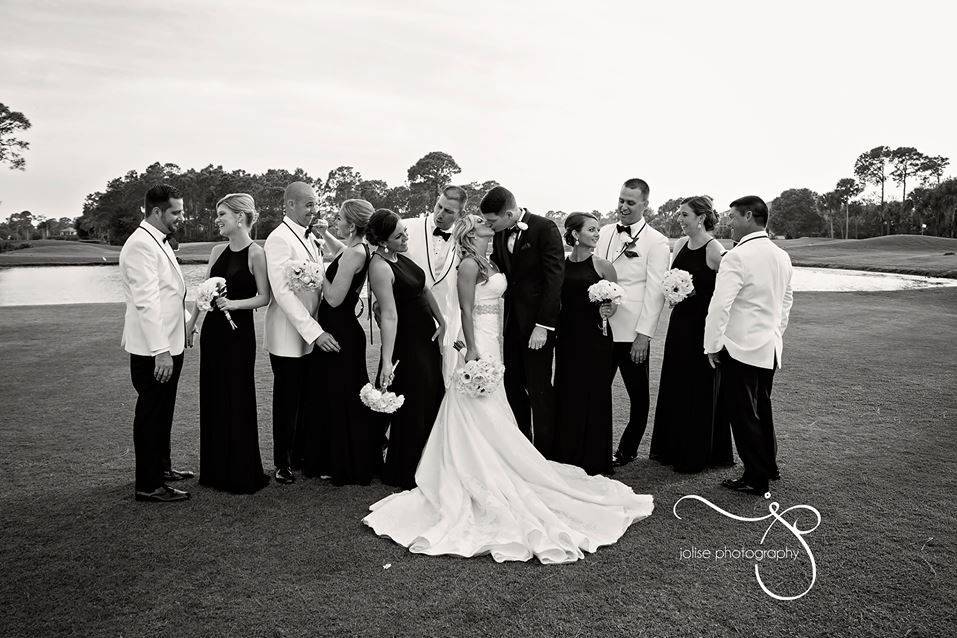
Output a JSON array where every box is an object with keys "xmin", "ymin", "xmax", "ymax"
[
  {"xmin": 433, "ymin": 228, "xmax": 451, "ymax": 241},
  {"xmin": 164, "ymin": 233, "xmax": 178, "ymax": 250},
  {"xmin": 616, "ymin": 224, "xmax": 632, "ymax": 236}
]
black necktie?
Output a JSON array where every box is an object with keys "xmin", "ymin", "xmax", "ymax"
[
  {"xmin": 304, "ymin": 225, "xmax": 314, "ymax": 238},
  {"xmin": 164, "ymin": 233, "xmax": 178, "ymax": 250},
  {"xmin": 433, "ymin": 228, "xmax": 451, "ymax": 241},
  {"xmin": 616, "ymin": 224, "xmax": 632, "ymax": 236}
]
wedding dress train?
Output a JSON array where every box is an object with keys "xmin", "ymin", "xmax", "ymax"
[{"xmin": 363, "ymin": 273, "xmax": 653, "ymax": 564}]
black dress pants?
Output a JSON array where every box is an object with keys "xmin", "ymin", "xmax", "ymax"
[
  {"xmin": 720, "ymin": 352, "xmax": 778, "ymax": 491},
  {"xmin": 612, "ymin": 341, "xmax": 651, "ymax": 458},
  {"xmin": 269, "ymin": 353, "xmax": 311, "ymax": 470},
  {"xmin": 130, "ymin": 353, "xmax": 184, "ymax": 491},
  {"xmin": 502, "ymin": 327, "xmax": 557, "ymax": 459}
]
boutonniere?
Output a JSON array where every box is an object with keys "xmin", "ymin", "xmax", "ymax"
[
  {"xmin": 516, "ymin": 220, "xmax": 528, "ymax": 231},
  {"xmin": 621, "ymin": 234, "xmax": 640, "ymax": 259}
]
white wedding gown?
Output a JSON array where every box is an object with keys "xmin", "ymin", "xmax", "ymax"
[{"xmin": 363, "ymin": 273, "xmax": 654, "ymax": 564}]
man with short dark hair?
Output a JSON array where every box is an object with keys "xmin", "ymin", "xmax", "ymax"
[
  {"xmin": 119, "ymin": 183, "xmax": 193, "ymax": 502},
  {"xmin": 481, "ymin": 185, "xmax": 564, "ymax": 457},
  {"xmin": 595, "ymin": 178, "xmax": 670, "ymax": 467},
  {"xmin": 705, "ymin": 195, "xmax": 793, "ymax": 496}
]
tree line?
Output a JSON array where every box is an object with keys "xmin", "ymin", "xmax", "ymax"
[{"xmin": 2, "ymin": 95, "xmax": 955, "ymax": 243}]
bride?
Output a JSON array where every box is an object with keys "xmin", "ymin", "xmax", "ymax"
[{"xmin": 363, "ymin": 214, "xmax": 653, "ymax": 564}]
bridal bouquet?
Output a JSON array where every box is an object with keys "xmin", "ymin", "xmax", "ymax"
[
  {"xmin": 195, "ymin": 276, "xmax": 237, "ymax": 330},
  {"xmin": 662, "ymin": 268, "xmax": 696, "ymax": 307},
  {"xmin": 359, "ymin": 383, "xmax": 405, "ymax": 414},
  {"xmin": 453, "ymin": 357, "xmax": 505, "ymax": 398},
  {"xmin": 587, "ymin": 280, "xmax": 625, "ymax": 336},
  {"xmin": 285, "ymin": 260, "xmax": 323, "ymax": 291}
]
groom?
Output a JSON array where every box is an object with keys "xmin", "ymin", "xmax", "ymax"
[
  {"xmin": 119, "ymin": 184, "xmax": 193, "ymax": 502},
  {"xmin": 403, "ymin": 185, "xmax": 468, "ymax": 386},
  {"xmin": 482, "ymin": 186, "xmax": 564, "ymax": 457},
  {"xmin": 705, "ymin": 196, "xmax": 793, "ymax": 496}
]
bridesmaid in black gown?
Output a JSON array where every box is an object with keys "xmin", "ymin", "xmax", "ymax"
[
  {"xmin": 553, "ymin": 213, "xmax": 620, "ymax": 475},
  {"xmin": 366, "ymin": 209, "xmax": 446, "ymax": 489},
  {"xmin": 188, "ymin": 193, "xmax": 271, "ymax": 494},
  {"xmin": 304, "ymin": 199, "xmax": 375, "ymax": 485},
  {"xmin": 649, "ymin": 196, "xmax": 733, "ymax": 472}
]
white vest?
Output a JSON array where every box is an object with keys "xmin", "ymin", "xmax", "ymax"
[
  {"xmin": 263, "ymin": 217, "xmax": 325, "ymax": 358},
  {"xmin": 119, "ymin": 221, "xmax": 188, "ymax": 356},
  {"xmin": 594, "ymin": 218, "xmax": 670, "ymax": 342}
]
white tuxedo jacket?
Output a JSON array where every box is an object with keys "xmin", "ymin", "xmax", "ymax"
[
  {"xmin": 119, "ymin": 221, "xmax": 188, "ymax": 357},
  {"xmin": 264, "ymin": 217, "xmax": 325, "ymax": 358},
  {"xmin": 704, "ymin": 231, "xmax": 794, "ymax": 369},
  {"xmin": 404, "ymin": 214, "xmax": 461, "ymax": 385},
  {"xmin": 595, "ymin": 218, "xmax": 670, "ymax": 342}
]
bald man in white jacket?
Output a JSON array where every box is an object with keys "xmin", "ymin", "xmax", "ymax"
[{"xmin": 263, "ymin": 182, "xmax": 340, "ymax": 484}]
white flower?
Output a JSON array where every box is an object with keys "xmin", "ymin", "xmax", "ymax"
[
  {"xmin": 516, "ymin": 221, "xmax": 528, "ymax": 231},
  {"xmin": 195, "ymin": 277, "xmax": 227, "ymax": 311},
  {"xmin": 587, "ymin": 280, "xmax": 625, "ymax": 304},
  {"xmin": 661, "ymin": 268, "xmax": 695, "ymax": 307},
  {"xmin": 359, "ymin": 383, "xmax": 405, "ymax": 413},
  {"xmin": 453, "ymin": 357, "xmax": 505, "ymax": 398},
  {"xmin": 285, "ymin": 260, "xmax": 323, "ymax": 291}
]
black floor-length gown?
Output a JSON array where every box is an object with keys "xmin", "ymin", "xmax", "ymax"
[
  {"xmin": 304, "ymin": 245, "xmax": 375, "ymax": 485},
  {"xmin": 199, "ymin": 244, "xmax": 269, "ymax": 494},
  {"xmin": 649, "ymin": 238, "xmax": 733, "ymax": 471},
  {"xmin": 378, "ymin": 253, "xmax": 444, "ymax": 489},
  {"xmin": 553, "ymin": 255, "xmax": 616, "ymax": 475}
]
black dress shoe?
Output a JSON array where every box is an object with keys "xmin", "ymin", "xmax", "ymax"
[
  {"xmin": 275, "ymin": 468, "xmax": 295, "ymax": 484},
  {"xmin": 163, "ymin": 469, "xmax": 195, "ymax": 481},
  {"xmin": 135, "ymin": 485, "xmax": 190, "ymax": 502},
  {"xmin": 612, "ymin": 453, "xmax": 637, "ymax": 468},
  {"xmin": 721, "ymin": 477, "xmax": 768, "ymax": 495}
]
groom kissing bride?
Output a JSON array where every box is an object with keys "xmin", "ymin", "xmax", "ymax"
[{"xmin": 363, "ymin": 186, "xmax": 654, "ymax": 564}]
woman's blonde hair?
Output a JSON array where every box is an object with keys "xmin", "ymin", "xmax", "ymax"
[
  {"xmin": 453, "ymin": 214, "xmax": 492, "ymax": 283},
  {"xmin": 340, "ymin": 199, "xmax": 375, "ymax": 237},
  {"xmin": 216, "ymin": 193, "xmax": 258, "ymax": 228}
]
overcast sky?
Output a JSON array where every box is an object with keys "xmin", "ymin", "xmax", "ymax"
[{"xmin": 1, "ymin": 0, "xmax": 954, "ymax": 221}]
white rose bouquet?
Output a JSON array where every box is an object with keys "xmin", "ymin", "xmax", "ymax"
[
  {"xmin": 196, "ymin": 276, "xmax": 237, "ymax": 330},
  {"xmin": 453, "ymin": 357, "xmax": 505, "ymax": 398},
  {"xmin": 587, "ymin": 280, "xmax": 625, "ymax": 336},
  {"xmin": 285, "ymin": 260, "xmax": 323, "ymax": 291},
  {"xmin": 662, "ymin": 268, "xmax": 695, "ymax": 307},
  {"xmin": 359, "ymin": 383, "xmax": 405, "ymax": 414}
]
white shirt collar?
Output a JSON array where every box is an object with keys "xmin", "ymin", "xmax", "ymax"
[
  {"xmin": 283, "ymin": 215, "xmax": 308, "ymax": 234},
  {"xmin": 139, "ymin": 220, "xmax": 168, "ymax": 241},
  {"xmin": 738, "ymin": 230, "xmax": 769, "ymax": 243}
]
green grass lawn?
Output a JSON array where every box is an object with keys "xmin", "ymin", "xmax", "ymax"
[
  {"xmin": 783, "ymin": 235, "xmax": 957, "ymax": 278},
  {"xmin": 1, "ymin": 289, "xmax": 955, "ymax": 637}
]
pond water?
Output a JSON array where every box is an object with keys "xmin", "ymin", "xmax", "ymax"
[{"xmin": 0, "ymin": 264, "xmax": 954, "ymax": 307}]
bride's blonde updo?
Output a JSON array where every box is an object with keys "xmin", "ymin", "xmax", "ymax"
[
  {"xmin": 453, "ymin": 214, "xmax": 492, "ymax": 283},
  {"xmin": 216, "ymin": 193, "xmax": 258, "ymax": 228}
]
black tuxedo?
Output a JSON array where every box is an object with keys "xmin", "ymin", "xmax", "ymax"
[{"xmin": 491, "ymin": 211, "xmax": 565, "ymax": 457}]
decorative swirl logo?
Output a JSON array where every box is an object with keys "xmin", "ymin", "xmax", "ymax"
[{"xmin": 673, "ymin": 495, "xmax": 821, "ymax": 601}]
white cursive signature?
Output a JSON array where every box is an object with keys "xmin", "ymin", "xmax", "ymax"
[{"xmin": 673, "ymin": 495, "xmax": 821, "ymax": 601}]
